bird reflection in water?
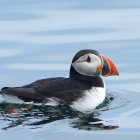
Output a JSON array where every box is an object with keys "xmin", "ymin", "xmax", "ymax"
[{"xmin": 0, "ymin": 96, "xmax": 118, "ymax": 131}]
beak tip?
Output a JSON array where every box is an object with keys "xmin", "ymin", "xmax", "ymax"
[
  {"xmin": 102, "ymin": 56, "xmax": 119, "ymax": 77},
  {"xmin": 114, "ymin": 69, "xmax": 119, "ymax": 76}
]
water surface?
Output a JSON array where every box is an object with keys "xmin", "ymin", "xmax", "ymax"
[{"xmin": 0, "ymin": 0, "xmax": 140, "ymax": 139}]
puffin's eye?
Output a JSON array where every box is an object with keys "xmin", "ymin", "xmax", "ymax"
[{"xmin": 86, "ymin": 56, "xmax": 91, "ymax": 62}]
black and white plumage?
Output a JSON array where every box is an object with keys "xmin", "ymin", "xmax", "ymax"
[{"xmin": 0, "ymin": 49, "xmax": 119, "ymax": 112}]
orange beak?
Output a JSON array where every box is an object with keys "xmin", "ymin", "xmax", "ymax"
[{"xmin": 102, "ymin": 56, "xmax": 119, "ymax": 77}]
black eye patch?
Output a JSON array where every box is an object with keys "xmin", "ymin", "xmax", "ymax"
[{"xmin": 86, "ymin": 56, "xmax": 91, "ymax": 62}]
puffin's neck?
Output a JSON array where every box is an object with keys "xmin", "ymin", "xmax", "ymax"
[{"xmin": 69, "ymin": 66, "xmax": 104, "ymax": 88}]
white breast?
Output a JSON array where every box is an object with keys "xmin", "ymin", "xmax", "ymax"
[{"xmin": 70, "ymin": 87, "xmax": 106, "ymax": 112}]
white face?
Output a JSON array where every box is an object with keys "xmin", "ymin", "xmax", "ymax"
[{"xmin": 72, "ymin": 53, "xmax": 102, "ymax": 76}]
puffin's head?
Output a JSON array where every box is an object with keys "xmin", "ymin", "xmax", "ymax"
[{"xmin": 71, "ymin": 49, "xmax": 119, "ymax": 77}]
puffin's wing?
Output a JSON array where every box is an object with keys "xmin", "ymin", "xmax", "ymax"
[
  {"xmin": 1, "ymin": 87, "xmax": 45, "ymax": 102},
  {"xmin": 0, "ymin": 77, "xmax": 89, "ymax": 103}
]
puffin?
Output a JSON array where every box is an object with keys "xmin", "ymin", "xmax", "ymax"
[{"xmin": 0, "ymin": 49, "xmax": 119, "ymax": 112}]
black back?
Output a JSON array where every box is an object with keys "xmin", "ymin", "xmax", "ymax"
[{"xmin": 1, "ymin": 77, "xmax": 92, "ymax": 104}]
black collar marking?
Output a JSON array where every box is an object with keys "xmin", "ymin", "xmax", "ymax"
[{"xmin": 70, "ymin": 66, "xmax": 104, "ymax": 88}]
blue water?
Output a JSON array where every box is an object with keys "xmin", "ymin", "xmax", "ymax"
[{"xmin": 0, "ymin": 0, "xmax": 140, "ymax": 139}]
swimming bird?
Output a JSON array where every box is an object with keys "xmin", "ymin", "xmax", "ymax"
[{"xmin": 0, "ymin": 49, "xmax": 119, "ymax": 112}]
